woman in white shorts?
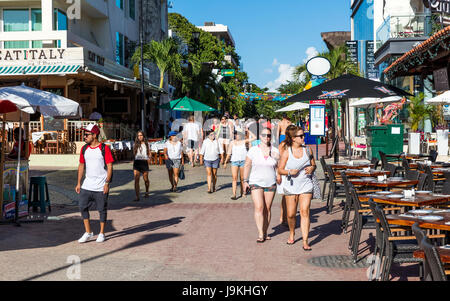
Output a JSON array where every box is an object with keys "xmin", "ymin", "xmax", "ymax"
[
  {"xmin": 224, "ymin": 130, "xmax": 249, "ymax": 200},
  {"xmin": 243, "ymin": 127, "xmax": 280, "ymax": 243},
  {"xmin": 164, "ymin": 131, "xmax": 184, "ymax": 192},
  {"xmin": 278, "ymin": 126, "xmax": 316, "ymax": 250}
]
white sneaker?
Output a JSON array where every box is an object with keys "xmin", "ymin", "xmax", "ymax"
[
  {"xmin": 96, "ymin": 233, "xmax": 105, "ymax": 243},
  {"xmin": 78, "ymin": 232, "xmax": 94, "ymax": 243}
]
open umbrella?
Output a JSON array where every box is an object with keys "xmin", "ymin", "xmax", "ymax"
[
  {"xmin": 349, "ymin": 96, "xmax": 408, "ymax": 108},
  {"xmin": 424, "ymin": 91, "xmax": 450, "ymax": 105},
  {"xmin": 276, "ymin": 102, "xmax": 309, "ymax": 112},
  {"xmin": 0, "ymin": 85, "xmax": 81, "ymax": 224},
  {"xmin": 159, "ymin": 96, "xmax": 217, "ymax": 112},
  {"xmin": 285, "ymin": 74, "xmax": 412, "ymax": 102}
]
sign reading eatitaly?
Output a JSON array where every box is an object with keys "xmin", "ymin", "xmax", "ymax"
[{"xmin": 0, "ymin": 48, "xmax": 83, "ymax": 66}]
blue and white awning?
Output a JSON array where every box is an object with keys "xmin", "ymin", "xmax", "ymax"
[{"xmin": 0, "ymin": 65, "xmax": 81, "ymax": 76}]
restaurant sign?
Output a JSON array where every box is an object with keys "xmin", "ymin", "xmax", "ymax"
[{"xmin": 0, "ymin": 48, "xmax": 84, "ymax": 67}]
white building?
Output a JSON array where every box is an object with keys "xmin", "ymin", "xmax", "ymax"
[
  {"xmin": 197, "ymin": 22, "xmax": 238, "ymax": 66},
  {"xmin": 0, "ymin": 0, "xmax": 168, "ymax": 132}
]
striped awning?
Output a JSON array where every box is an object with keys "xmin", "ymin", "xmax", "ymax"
[{"xmin": 0, "ymin": 65, "xmax": 81, "ymax": 76}]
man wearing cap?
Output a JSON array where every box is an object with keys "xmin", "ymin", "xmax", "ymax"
[{"xmin": 75, "ymin": 124, "xmax": 114, "ymax": 243}]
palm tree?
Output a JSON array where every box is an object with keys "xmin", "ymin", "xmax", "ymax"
[
  {"xmin": 132, "ymin": 38, "xmax": 182, "ymax": 89},
  {"xmin": 408, "ymin": 93, "xmax": 435, "ymax": 131}
]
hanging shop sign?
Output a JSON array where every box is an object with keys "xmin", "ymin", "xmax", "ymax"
[
  {"xmin": 433, "ymin": 67, "xmax": 449, "ymax": 92},
  {"xmin": 309, "ymin": 105, "xmax": 326, "ymax": 136},
  {"xmin": 365, "ymin": 41, "xmax": 378, "ymax": 80},
  {"xmin": 345, "ymin": 40, "xmax": 359, "ymax": 66}
]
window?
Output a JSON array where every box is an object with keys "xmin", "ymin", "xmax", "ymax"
[
  {"xmin": 116, "ymin": 0, "xmax": 124, "ymax": 10},
  {"xmin": 31, "ymin": 9, "xmax": 42, "ymax": 31},
  {"xmin": 129, "ymin": 0, "xmax": 135, "ymax": 20},
  {"xmin": 53, "ymin": 9, "xmax": 68, "ymax": 31},
  {"xmin": 4, "ymin": 41, "xmax": 29, "ymax": 49},
  {"xmin": 116, "ymin": 32, "xmax": 124, "ymax": 65},
  {"xmin": 3, "ymin": 9, "xmax": 29, "ymax": 32}
]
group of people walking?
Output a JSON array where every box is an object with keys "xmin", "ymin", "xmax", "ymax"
[{"xmin": 75, "ymin": 115, "xmax": 317, "ymax": 250}]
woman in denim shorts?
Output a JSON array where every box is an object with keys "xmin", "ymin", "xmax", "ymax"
[
  {"xmin": 164, "ymin": 131, "xmax": 184, "ymax": 192},
  {"xmin": 224, "ymin": 130, "xmax": 249, "ymax": 200}
]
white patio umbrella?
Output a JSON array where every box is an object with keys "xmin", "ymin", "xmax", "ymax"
[
  {"xmin": 0, "ymin": 84, "xmax": 81, "ymax": 223},
  {"xmin": 275, "ymin": 102, "xmax": 309, "ymax": 112},
  {"xmin": 349, "ymin": 96, "xmax": 404, "ymax": 108},
  {"xmin": 424, "ymin": 91, "xmax": 450, "ymax": 105}
]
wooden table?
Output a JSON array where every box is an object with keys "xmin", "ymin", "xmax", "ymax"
[
  {"xmin": 350, "ymin": 178, "xmax": 418, "ymax": 189},
  {"xmin": 386, "ymin": 153, "xmax": 432, "ymax": 160},
  {"xmin": 338, "ymin": 169, "xmax": 390, "ymax": 177},
  {"xmin": 413, "ymin": 248, "xmax": 450, "ymax": 263},
  {"xmin": 410, "ymin": 162, "xmax": 448, "ymax": 169},
  {"xmin": 385, "ymin": 209, "xmax": 450, "ymax": 231},
  {"xmin": 331, "ymin": 163, "xmax": 373, "ymax": 170},
  {"xmin": 359, "ymin": 193, "xmax": 450, "ymax": 207}
]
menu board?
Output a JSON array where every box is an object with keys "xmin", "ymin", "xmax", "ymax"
[
  {"xmin": 345, "ymin": 40, "xmax": 358, "ymax": 66},
  {"xmin": 365, "ymin": 41, "xmax": 378, "ymax": 79},
  {"xmin": 43, "ymin": 117, "xmax": 64, "ymax": 131},
  {"xmin": 310, "ymin": 105, "xmax": 326, "ymax": 136}
]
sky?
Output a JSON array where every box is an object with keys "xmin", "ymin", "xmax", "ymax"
[{"xmin": 169, "ymin": 0, "xmax": 351, "ymax": 92}]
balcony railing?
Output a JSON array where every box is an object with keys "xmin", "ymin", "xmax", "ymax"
[{"xmin": 376, "ymin": 14, "xmax": 432, "ymax": 49}]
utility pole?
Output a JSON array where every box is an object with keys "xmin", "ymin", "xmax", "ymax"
[{"xmin": 139, "ymin": 0, "xmax": 145, "ymax": 132}]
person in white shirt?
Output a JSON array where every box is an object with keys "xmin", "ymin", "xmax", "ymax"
[
  {"xmin": 224, "ymin": 130, "xmax": 249, "ymax": 200},
  {"xmin": 183, "ymin": 115, "xmax": 203, "ymax": 167},
  {"xmin": 164, "ymin": 131, "xmax": 184, "ymax": 192},
  {"xmin": 243, "ymin": 127, "xmax": 280, "ymax": 243},
  {"xmin": 200, "ymin": 130, "xmax": 224, "ymax": 194},
  {"xmin": 132, "ymin": 130, "xmax": 151, "ymax": 202}
]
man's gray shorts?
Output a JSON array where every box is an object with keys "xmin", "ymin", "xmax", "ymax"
[{"xmin": 79, "ymin": 188, "xmax": 108, "ymax": 223}]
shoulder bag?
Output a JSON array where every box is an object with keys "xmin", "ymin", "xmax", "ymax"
[{"xmin": 305, "ymin": 147, "xmax": 322, "ymax": 200}]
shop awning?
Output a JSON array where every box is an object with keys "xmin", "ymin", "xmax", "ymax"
[
  {"xmin": 85, "ymin": 68, "xmax": 166, "ymax": 94},
  {"xmin": 0, "ymin": 65, "xmax": 81, "ymax": 76}
]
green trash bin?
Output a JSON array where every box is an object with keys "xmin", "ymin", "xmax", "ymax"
[{"xmin": 366, "ymin": 124, "xmax": 404, "ymax": 160}]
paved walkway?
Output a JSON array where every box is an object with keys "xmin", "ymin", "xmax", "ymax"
[{"xmin": 0, "ymin": 147, "xmax": 420, "ymax": 281}]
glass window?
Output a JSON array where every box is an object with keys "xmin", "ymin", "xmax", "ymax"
[
  {"xmin": 129, "ymin": 0, "xmax": 135, "ymax": 20},
  {"xmin": 3, "ymin": 9, "xmax": 29, "ymax": 32},
  {"xmin": 116, "ymin": 0, "xmax": 124, "ymax": 9},
  {"xmin": 53, "ymin": 9, "xmax": 68, "ymax": 30},
  {"xmin": 116, "ymin": 32, "xmax": 124, "ymax": 65},
  {"xmin": 31, "ymin": 9, "xmax": 42, "ymax": 31},
  {"xmin": 4, "ymin": 41, "xmax": 29, "ymax": 49},
  {"xmin": 32, "ymin": 41, "xmax": 43, "ymax": 48}
]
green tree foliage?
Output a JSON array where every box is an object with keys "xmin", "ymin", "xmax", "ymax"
[
  {"xmin": 168, "ymin": 13, "xmax": 249, "ymax": 113},
  {"xmin": 131, "ymin": 38, "xmax": 182, "ymax": 89},
  {"xmin": 408, "ymin": 93, "xmax": 436, "ymax": 131},
  {"xmin": 277, "ymin": 80, "xmax": 303, "ymax": 94}
]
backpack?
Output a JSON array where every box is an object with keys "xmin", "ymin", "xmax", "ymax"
[{"xmin": 81, "ymin": 143, "xmax": 113, "ymax": 182}]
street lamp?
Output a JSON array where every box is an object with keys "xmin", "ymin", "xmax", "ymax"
[
  {"xmin": 139, "ymin": 0, "xmax": 145, "ymax": 132},
  {"xmin": 191, "ymin": 31, "xmax": 200, "ymax": 54}
]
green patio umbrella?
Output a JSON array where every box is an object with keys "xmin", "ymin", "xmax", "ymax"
[{"xmin": 158, "ymin": 96, "xmax": 217, "ymax": 112}]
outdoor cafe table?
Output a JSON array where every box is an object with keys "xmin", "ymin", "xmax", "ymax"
[
  {"xmin": 337, "ymin": 169, "xmax": 390, "ymax": 177},
  {"xmin": 386, "ymin": 153, "xmax": 433, "ymax": 160},
  {"xmin": 349, "ymin": 178, "xmax": 418, "ymax": 189},
  {"xmin": 359, "ymin": 193, "xmax": 450, "ymax": 207},
  {"xmin": 384, "ymin": 209, "xmax": 450, "ymax": 231},
  {"xmin": 413, "ymin": 248, "xmax": 450, "ymax": 264},
  {"xmin": 331, "ymin": 162, "xmax": 373, "ymax": 170}
]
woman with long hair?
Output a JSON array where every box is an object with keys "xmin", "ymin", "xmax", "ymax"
[
  {"xmin": 164, "ymin": 131, "xmax": 184, "ymax": 192},
  {"xmin": 132, "ymin": 130, "xmax": 151, "ymax": 202},
  {"xmin": 216, "ymin": 115, "xmax": 234, "ymax": 165},
  {"xmin": 277, "ymin": 126, "xmax": 316, "ymax": 250},
  {"xmin": 243, "ymin": 127, "xmax": 280, "ymax": 243},
  {"xmin": 224, "ymin": 130, "xmax": 249, "ymax": 200},
  {"xmin": 199, "ymin": 130, "xmax": 224, "ymax": 193}
]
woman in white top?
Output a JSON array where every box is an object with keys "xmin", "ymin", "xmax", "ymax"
[
  {"xmin": 164, "ymin": 131, "xmax": 184, "ymax": 192},
  {"xmin": 200, "ymin": 130, "xmax": 224, "ymax": 194},
  {"xmin": 243, "ymin": 127, "xmax": 280, "ymax": 243},
  {"xmin": 133, "ymin": 130, "xmax": 151, "ymax": 202},
  {"xmin": 277, "ymin": 126, "xmax": 316, "ymax": 250},
  {"xmin": 224, "ymin": 130, "xmax": 249, "ymax": 200}
]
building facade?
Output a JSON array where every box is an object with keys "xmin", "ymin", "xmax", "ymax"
[{"xmin": 0, "ymin": 0, "xmax": 168, "ymax": 137}]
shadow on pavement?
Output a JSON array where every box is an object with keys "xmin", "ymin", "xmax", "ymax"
[{"xmin": 21, "ymin": 232, "xmax": 182, "ymax": 281}]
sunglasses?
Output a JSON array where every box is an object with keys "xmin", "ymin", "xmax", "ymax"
[
  {"xmin": 261, "ymin": 134, "xmax": 271, "ymax": 138},
  {"xmin": 294, "ymin": 134, "xmax": 305, "ymax": 138},
  {"xmin": 84, "ymin": 133, "xmax": 92, "ymax": 137}
]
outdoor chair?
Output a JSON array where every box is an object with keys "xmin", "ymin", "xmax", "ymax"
[
  {"xmin": 430, "ymin": 149, "xmax": 438, "ymax": 163},
  {"xmin": 352, "ymin": 136, "xmax": 367, "ymax": 159},
  {"xmin": 417, "ymin": 173, "xmax": 428, "ymax": 191},
  {"xmin": 370, "ymin": 157, "xmax": 379, "ymax": 170},
  {"xmin": 348, "ymin": 188, "xmax": 376, "ymax": 263},
  {"xmin": 320, "ymin": 156, "xmax": 330, "ymax": 199},
  {"xmin": 442, "ymin": 171, "xmax": 450, "ymax": 195},
  {"xmin": 379, "ymin": 151, "xmax": 388, "ymax": 170},
  {"xmin": 371, "ymin": 201, "xmax": 422, "ymax": 281},
  {"xmin": 420, "ymin": 237, "xmax": 448, "ymax": 281},
  {"xmin": 325, "ymin": 165, "xmax": 346, "ymax": 214},
  {"xmin": 405, "ymin": 170, "xmax": 419, "ymax": 181},
  {"xmin": 402, "ymin": 158, "xmax": 411, "ymax": 174},
  {"xmin": 424, "ymin": 166, "xmax": 436, "ymax": 192},
  {"xmin": 340, "ymin": 172, "xmax": 354, "ymax": 234},
  {"xmin": 385, "ymin": 163, "xmax": 401, "ymax": 178},
  {"xmin": 412, "ymin": 223, "xmax": 432, "ymax": 281}
]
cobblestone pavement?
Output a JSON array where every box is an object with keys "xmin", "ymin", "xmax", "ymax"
[{"xmin": 0, "ymin": 151, "xmax": 420, "ymax": 281}]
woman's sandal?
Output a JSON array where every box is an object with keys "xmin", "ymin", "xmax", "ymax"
[
  {"xmin": 302, "ymin": 245, "xmax": 312, "ymax": 251},
  {"xmin": 256, "ymin": 237, "xmax": 265, "ymax": 243},
  {"xmin": 286, "ymin": 239, "xmax": 294, "ymax": 245}
]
